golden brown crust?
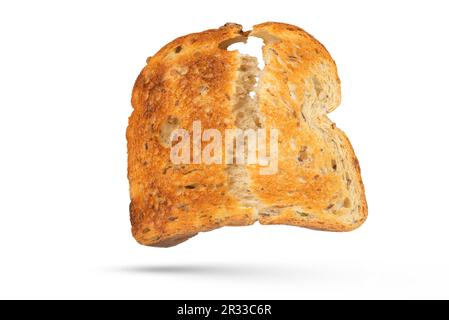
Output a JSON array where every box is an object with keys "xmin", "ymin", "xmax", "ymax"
[
  {"xmin": 127, "ymin": 23, "xmax": 257, "ymax": 246},
  {"xmin": 127, "ymin": 22, "xmax": 368, "ymax": 247}
]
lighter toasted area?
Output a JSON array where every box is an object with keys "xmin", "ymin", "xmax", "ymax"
[{"xmin": 226, "ymin": 54, "xmax": 261, "ymax": 214}]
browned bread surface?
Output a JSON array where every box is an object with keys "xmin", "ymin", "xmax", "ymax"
[{"xmin": 127, "ymin": 22, "xmax": 367, "ymax": 247}]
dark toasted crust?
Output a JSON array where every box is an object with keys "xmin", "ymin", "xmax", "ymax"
[{"xmin": 127, "ymin": 24, "xmax": 257, "ymax": 246}]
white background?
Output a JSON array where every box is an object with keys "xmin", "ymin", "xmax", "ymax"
[{"xmin": 1, "ymin": 0, "xmax": 448, "ymax": 299}]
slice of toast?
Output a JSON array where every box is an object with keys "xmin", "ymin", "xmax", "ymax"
[{"xmin": 127, "ymin": 22, "xmax": 367, "ymax": 247}]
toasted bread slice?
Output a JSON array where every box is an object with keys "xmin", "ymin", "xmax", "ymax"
[{"xmin": 127, "ymin": 22, "xmax": 367, "ymax": 247}]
